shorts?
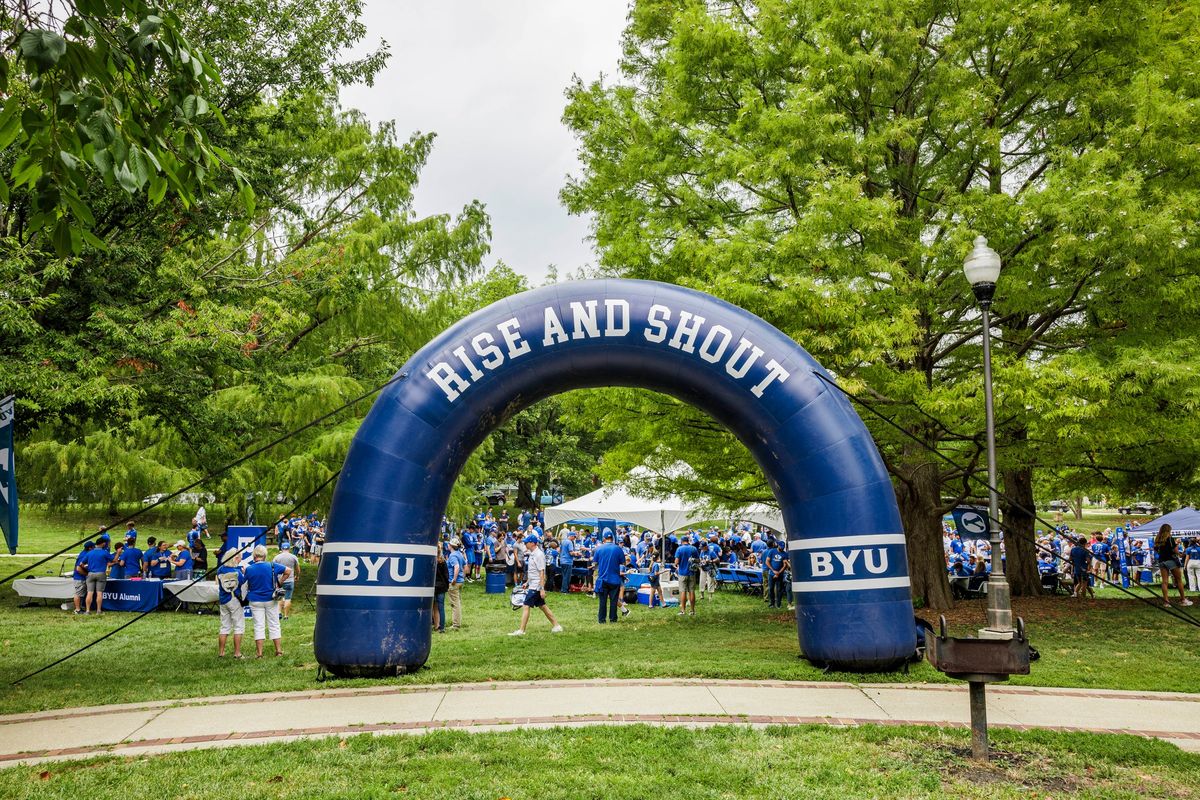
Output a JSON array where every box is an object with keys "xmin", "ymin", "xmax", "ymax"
[
  {"xmin": 1159, "ymin": 558, "xmax": 1181, "ymax": 571},
  {"xmin": 219, "ymin": 600, "xmax": 245, "ymax": 635},
  {"xmin": 85, "ymin": 572, "xmax": 107, "ymax": 594},
  {"xmin": 523, "ymin": 588, "xmax": 546, "ymax": 607},
  {"xmin": 198, "ymin": 522, "xmax": 208, "ymax": 533},
  {"xmin": 679, "ymin": 572, "xmax": 698, "ymax": 593},
  {"xmin": 73, "ymin": 579, "xmax": 87, "ymax": 598},
  {"xmin": 649, "ymin": 575, "xmax": 660, "ymax": 588},
  {"xmin": 313, "ymin": 544, "xmax": 323, "ymax": 557},
  {"xmin": 1072, "ymin": 567, "xmax": 1086, "ymax": 582},
  {"xmin": 280, "ymin": 580, "xmax": 295, "ymax": 601},
  {"xmin": 467, "ymin": 552, "xmax": 478, "ymax": 566}
]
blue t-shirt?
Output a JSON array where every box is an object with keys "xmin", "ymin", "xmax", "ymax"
[
  {"xmin": 594, "ymin": 542, "xmax": 624, "ymax": 585},
  {"xmin": 187, "ymin": 528, "xmax": 201, "ymax": 548},
  {"xmin": 244, "ymin": 560, "xmax": 286, "ymax": 602},
  {"xmin": 149, "ymin": 548, "xmax": 173, "ymax": 577},
  {"xmin": 174, "ymin": 550, "xmax": 194, "ymax": 573},
  {"xmin": 84, "ymin": 547, "xmax": 114, "ymax": 575},
  {"xmin": 765, "ymin": 548, "xmax": 786, "ymax": 574},
  {"xmin": 750, "ymin": 540, "xmax": 767, "ymax": 558},
  {"xmin": 559, "ymin": 539, "xmax": 575, "ymax": 563},
  {"xmin": 546, "ymin": 547, "xmax": 559, "ymax": 567},
  {"xmin": 675, "ymin": 544, "xmax": 699, "ymax": 577},
  {"xmin": 73, "ymin": 549, "xmax": 90, "ymax": 579},
  {"xmin": 486, "ymin": 535, "xmax": 498, "ymax": 559},
  {"xmin": 121, "ymin": 546, "xmax": 143, "ymax": 577},
  {"xmin": 1069, "ymin": 545, "xmax": 1090, "ymax": 571},
  {"xmin": 448, "ymin": 551, "xmax": 467, "ymax": 583},
  {"xmin": 216, "ymin": 565, "xmax": 246, "ymax": 604},
  {"xmin": 1184, "ymin": 545, "xmax": 1200, "ymax": 562},
  {"xmin": 1037, "ymin": 558, "xmax": 1057, "ymax": 574}
]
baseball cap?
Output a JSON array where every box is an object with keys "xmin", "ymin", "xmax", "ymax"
[
  {"xmin": 175, "ymin": 540, "xmax": 187, "ymax": 548},
  {"xmin": 280, "ymin": 541, "xmax": 291, "ymax": 549},
  {"xmin": 602, "ymin": 529, "xmax": 614, "ymax": 540},
  {"xmin": 97, "ymin": 533, "xmax": 111, "ymax": 542},
  {"xmin": 523, "ymin": 534, "xmax": 539, "ymax": 544}
]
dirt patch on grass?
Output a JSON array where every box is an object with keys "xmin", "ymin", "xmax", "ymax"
[{"xmin": 934, "ymin": 744, "xmax": 1081, "ymax": 793}]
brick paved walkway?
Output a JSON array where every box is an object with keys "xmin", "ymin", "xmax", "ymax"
[{"xmin": 2, "ymin": 679, "xmax": 1198, "ymax": 766}]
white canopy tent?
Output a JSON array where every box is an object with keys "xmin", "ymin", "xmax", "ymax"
[
  {"xmin": 543, "ymin": 483, "xmax": 704, "ymax": 534},
  {"xmin": 544, "ymin": 483, "xmax": 787, "ymax": 536}
]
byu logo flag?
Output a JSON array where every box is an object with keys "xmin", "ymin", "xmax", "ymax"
[
  {"xmin": 0, "ymin": 395, "xmax": 16, "ymax": 555},
  {"xmin": 951, "ymin": 505, "xmax": 990, "ymax": 539}
]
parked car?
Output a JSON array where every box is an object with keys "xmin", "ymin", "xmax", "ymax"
[
  {"xmin": 539, "ymin": 491, "xmax": 564, "ymax": 506},
  {"xmin": 1045, "ymin": 500, "xmax": 1068, "ymax": 512},
  {"xmin": 1117, "ymin": 502, "xmax": 1159, "ymax": 516}
]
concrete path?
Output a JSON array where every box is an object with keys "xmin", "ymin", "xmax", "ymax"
[{"xmin": 2, "ymin": 679, "xmax": 1199, "ymax": 766}]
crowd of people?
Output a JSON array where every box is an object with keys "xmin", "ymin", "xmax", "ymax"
[
  {"xmin": 434, "ymin": 507, "xmax": 792, "ymax": 633},
  {"xmin": 943, "ymin": 518, "xmax": 1200, "ymax": 606},
  {"xmin": 67, "ymin": 504, "xmax": 310, "ymax": 659}
]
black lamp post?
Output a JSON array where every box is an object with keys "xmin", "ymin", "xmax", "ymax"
[{"xmin": 962, "ymin": 235, "xmax": 1012, "ymax": 639}]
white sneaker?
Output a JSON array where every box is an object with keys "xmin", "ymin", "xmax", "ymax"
[
  {"xmin": 550, "ymin": 625, "xmax": 564, "ymax": 633},
  {"xmin": 1182, "ymin": 599, "xmax": 1195, "ymax": 607},
  {"xmin": 507, "ymin": 629, "xmax": 525, "ymax": 636},
  {"xmin": 621, "ymin": 606, "xmax": 630, "ymax": 617}
]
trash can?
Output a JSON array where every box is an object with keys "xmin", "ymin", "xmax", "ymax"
[{"xmin": 485, "ymin": 564, "xmax": 507, "ymax": 594}]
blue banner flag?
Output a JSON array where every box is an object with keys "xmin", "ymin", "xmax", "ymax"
[
  {"xmin": 0, "ymin": 395, "xmax": 16, "ymax": 554},
  {"xmin": 950, "ymin": 505, "xmax": 990, "ymax": 540}
]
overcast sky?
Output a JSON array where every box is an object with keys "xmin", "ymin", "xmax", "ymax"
[{"xmin": 340, "ymin": 2, "xmax": 631, "ymax": 286}]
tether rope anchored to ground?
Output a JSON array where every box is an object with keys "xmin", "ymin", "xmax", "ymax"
[
  {"xmin": 0, "ymin": 369, "xmax": 413, "ymax": 587},
  {"xmin": 811, "ymin": 370, "xmax": 1200, "ymax": 631},
  {"xmin": 9, "ymin": 469, "xmax": 341, "ymax": 685}
]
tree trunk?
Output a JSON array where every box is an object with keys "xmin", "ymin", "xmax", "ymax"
[
  {"xmin": 517, "ymin": 478, "xmax": 535, "ymax": 510},
  {"xmin": 1072, "ymin": 496, "xmax": 1084, "ymax": 521},
  {"xmin": 895, "ymin": 446, "xmax": 953, "ymax": 610},
  {"xmin": 1000, "ymin": 465, "xmax": 1042, "ymax": 596}
]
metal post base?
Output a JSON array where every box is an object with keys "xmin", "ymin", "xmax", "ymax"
[{"xmin": 969, "ymin": 680, "xmax": 988, "ymax": 760}]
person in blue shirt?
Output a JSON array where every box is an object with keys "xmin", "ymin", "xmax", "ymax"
[
  {"xmin": 1069, "ymin": 537, "xmax": 1094, "ymax": 599},
  {"xmin": 149, "ymin": 540, "xmax": 173, "ymax": 578},
  {"xmin": 120, "ymin": 536, "xmax": 143, "ymax": 580},
  {"xmin": 1185, "ymin": 538, "xmax": 1200, "ymax": 595},
  {"xmin": 171, "ymin": 541, "xmax": 195, "ymax": 580},
  {"xmin": 108, "ymin": 542, "xmax": 126, "ymax": 578},
  {"xmin": 699, "ymin": 535, "xmax": 722, "ymax": 600},
  {"xmin": 446, "ymin": 540, "xmax": 466, "ymax": 630},
  {"xmin": 187, "ymin": 524, "xmax": 201, "ymax": 551},
  {"xmin": 462, "ymin": 528, "xmax": 477, "ymax": 582},
  {"xmin": 764, "ymin": 542, "xmax": 787, "ymax": 608},
  {"xmin": 674, "ymin": 537, "xmax": 700, "ymax": 616},
  {"xmin": 244, "ymin": 545, "xmax": 291, "ymax": 657},
  {"xmin": 545, "ymin": 540, "xmax": 561, "ymax": 591},
  {"xmin": 592, "ymin": 529, "xmax": 625, "ymax": 623},
  {"xmin": 558, "ymin": 532, "xmax": 575, "ymax": 593},
  {"xmin": 83, "ymin": 536, "xmax": 115, "ymax": 614},
  {"xmin": 215, "ymin": 547, "xmax": 247, "ymax": 658},
  {"xmin": 71, "ymin": 540, "xmax": 95, "ymax": 614},
  {"xmin": 647, "ymin": 553, "xmax": 664, "ymax": 607}
]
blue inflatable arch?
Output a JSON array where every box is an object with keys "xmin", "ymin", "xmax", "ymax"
[{"xmin": 315, "ymin": 280, "xmax": 915, "ymax": 675}]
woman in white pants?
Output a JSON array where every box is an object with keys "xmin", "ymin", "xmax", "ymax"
[
  {"xmin": 243, "ymin": 545, "xmax": 291, "ymax": 657},
  {"xmin": 1184, "ymin": 538, "xmax": 1200, "ymax": 594}
]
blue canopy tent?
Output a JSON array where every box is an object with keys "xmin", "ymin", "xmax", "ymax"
[{"xmin": 1128, "ymin": 507, "xmax": 1200, "ymax": 538}]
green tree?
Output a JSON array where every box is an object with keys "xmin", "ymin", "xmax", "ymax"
[{"xmin": 563, "ymin": 0, "xmax": 1200, "ymax": 607}]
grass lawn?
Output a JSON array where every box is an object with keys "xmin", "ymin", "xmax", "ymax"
[
  {"xmin": 2, "ymin": 724, "xmax": 1197, "ymax": 798},
  {"xmin": 2, "ymin": 544, "xmax": 1199, "ymax": 716}
]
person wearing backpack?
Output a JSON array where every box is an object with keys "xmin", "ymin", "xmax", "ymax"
[{"xmin": 216, "ymin": 547, "xmax": 247, "ymax": 658}]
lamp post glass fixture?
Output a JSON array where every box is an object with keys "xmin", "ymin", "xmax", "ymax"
[{"xmin": 963, "ymin": 236, "xmax": 1013, "ymax": 639}]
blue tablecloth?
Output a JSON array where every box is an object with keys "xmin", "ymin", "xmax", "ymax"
[
  {"xmin": 717, "ymin": 567, "xmax": 762, "ymax": 584},
  {"xmin": 101, "ymin": 579, "xmax": 163, "ymax": 612}
]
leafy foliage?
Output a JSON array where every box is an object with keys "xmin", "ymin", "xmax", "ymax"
[{"xmin": 562, "ymin": 0, "xmax": 1200, "ymax": 605}]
